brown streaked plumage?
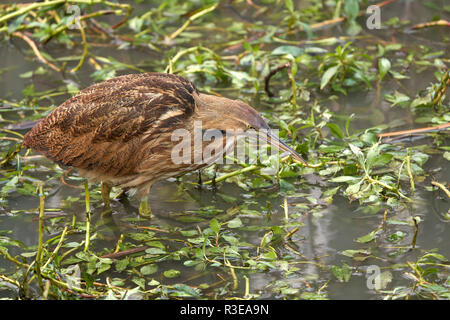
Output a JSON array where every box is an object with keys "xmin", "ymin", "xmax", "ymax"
[{"xmin": 23, "ymin": 72, "xmax": 306, "ymax": 216}]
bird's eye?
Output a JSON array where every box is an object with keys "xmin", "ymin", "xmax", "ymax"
[{"xmin": 247, "ymin": 125, "xmax": 255, "ymax": 130}]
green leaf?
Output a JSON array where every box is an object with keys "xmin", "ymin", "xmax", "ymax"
[
  {"xmin": 360, "ymin": 132, "xmax": 377, "ymax": 145},
  {"xmin": 372, "ymin": 154, "xmax": 393, "ymax": 167},
  {"xmin": 357, "ymin": 230, "xmax": 380, "ymax": 243},
  {"xmin": 389, "ymin": 70, "xmax": 409, "ymax": 80},
  {"xmin": 140, "ymin": 264, "xmax": 158, "ymax": 275},
  {"xmin": 261, "ymin": 249, "xmax": 277, "ymax": 260},
  {"xmin": 411, "ymin": 152, "xmax": 429, "ymax": 165},
  {"xmin": 385, "ymin": 90, "xmax": 410, "ymax": 107},
  {"xmin": 326, "ymin": 123, "xmax": 345, "ymax": 139},
  {"xmin": 344, "ymin": 0, "xmax": 360, "ymax": 19},
  {"xmin": 272, "ymin": 46, "xmax": 304, "ymax": 57},
  {"xmin": 146, "ymin": 240, "xmax": 165, "ymax": 249},
  {"xmin": 173, "ymin": 284, "xmax": 200, "ymax": 297},
  {"xmin": 163, "ymin": 269, "xmax": 181, "ymax": 278},
  {"xmin": 444, "ymin": 151, "xmax": 450, "ymax": 161},
  {"xmin": 320, "ymin": 65, "xmax": 340, "ymax": 90},
  {"xmin": 386, "ymin": 218, "xmax": 409, "ymax": 225},
  {"xmin": 8, "ymin": 14, "xmax": 28, "ymax": 33},
  {"xmin": 365, "ymin": 143, "xmax": 380, "ymax": 171},
  {"xmin": 346, "ymin": 19, "xmax": 362, "ymax": 36},
  {"xmin": 343, "ymin": 163, "xmax": 358, "ymax": 175},
  {"xmin": 97, "ymin": 262, "xmax": 112, "ymax": 275},
  {"xmin": 209, "ymin": 218, "xmax": 220, "ymax": 234},
  {"xmin": 115, "ymin": 258, "xmax": 129, "ymax": 272},
  {"xmin": 348, "ymin": 143, "xmax": 365, "ymax": 167},
  {"xmin": 131, "ymin": 277, "xmax": 145, "ymax": 290},
  {"xmin": 410, "ymin": 95, "xmax": 433, "ymax": 109},
  {"xmin": 378, "ymin": 58, "xmax": 391, "ymax": 80},
  {"xmin": 332, "ymin": 263, "xmax": 352, "ymax": 282},
  {"xmin": 285, "ymin": 0, "xmax": 294, "ymax": 13},
  {"xmin": 319, "ymin": 143, "xmax": 346, "ymax": 153},
  {"xmin": 345, "ymin": 182, "xmax": 361, "ymax": 195},
  {"xmin": 341, "ymin": 249, "xmax": 371, "ymax": 261},
  {"xmin": 227, "ymin": 217, "xmax": 243, "ymax": 228},
  {"xmin": 20, "ymin": 252, "xmax": 37, "ymax": 258},
  {"xmin": 329, "ymin": 176, "xmax": 361, "ymax": 183},
  {"xmin": 145, "ymin": 247, "xmax": 166, "ymax": 255}
]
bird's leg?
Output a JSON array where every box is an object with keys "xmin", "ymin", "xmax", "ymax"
[
  {"xmin": 196, "ymin": 169, "xmax": 203, "ymax": 189},
  {"xmin": 139, "ymin": 197, "xmax": 151, "ymax": 217},
  {"xmin": 101, "ymin": 182, "xmax": 112, "ymax": 210},
  {"xmin": 212, "ymin": 164, "xmax": 217, "ymax": 192},
  {"xmin": 138, "ymin": 184, "xmax": 152, "ymax": 218},
  {"xmin": 198, "ymin": 170, "xmax": 202, "ymax": 185}
]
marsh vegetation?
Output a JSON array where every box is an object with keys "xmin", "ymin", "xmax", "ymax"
[{"xmin": 0, "ymin": 0, "xmax": 449, "ymax": 300}]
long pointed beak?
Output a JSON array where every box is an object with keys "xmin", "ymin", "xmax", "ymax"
[{"xmin": 267, "ymin": 131, "xmax": 308, "ymax": 165}]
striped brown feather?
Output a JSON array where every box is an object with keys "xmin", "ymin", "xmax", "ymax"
[{"xmin": 23, "ymin": 72, "xmax": 199, "ymax": 180}]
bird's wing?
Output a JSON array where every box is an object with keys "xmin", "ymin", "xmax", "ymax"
[{"xmin": 23, "ymin": 73, "xmax": 198, "ymax": 176}]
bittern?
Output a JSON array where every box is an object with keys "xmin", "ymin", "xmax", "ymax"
[{"xmin": 23, "ymin": 72, "xmax": 306, "ymax": 217}]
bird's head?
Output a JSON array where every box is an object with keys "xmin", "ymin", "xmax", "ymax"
[{"xmin": 195, "ymin": 93, "xmax": 307, "ymax": 165}]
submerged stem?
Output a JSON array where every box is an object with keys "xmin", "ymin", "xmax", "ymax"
[
  {"xmin": 35, "ymin": 184, "xmax": 45, "ymax": 290},
  {"xmin": 84, "ymin": 181, "xmax": 91, "ymax": 252}
]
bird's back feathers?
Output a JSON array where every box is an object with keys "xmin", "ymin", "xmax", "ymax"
[{"xmin": 23, "ymin": 72, "xmax": 199, "ymax": 179}]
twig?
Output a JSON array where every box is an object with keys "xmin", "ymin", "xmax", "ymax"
[
  {"xmin": 70, "ymin": 20, "xmax": 88, "ymax": 73},
  {"xmin": 406, "ymin": 149, "xmax": 415, "ymax": 192},
  {"xmin": 100, "ymin": 246, "xmax": 149, "ymax": 259},
  {"xmin": 135, "ymin": 226, "xmax": 169, "ymax": 233},
  {"xmin": 288, "ymin": 0, "xmax": 397, "ymax": 32},
  {"xmin": 223, "ymin": 31, "xmax": 266, "ymax": 53},
  {"xmin": 11, "ymin": 32, "xmax": 61, "ymax": 72},
  {"xmin": 0, "ymin": 0, "xmax": 130, "ymax": 25},
  {"xmin": 60, "ymin": 168, "xmax": 84, "ymax": 189},
  {"xmin": 243, "ymin": 275, "xmax": 250, "ymax": 298},
  {"xmin": 203, "ymin": 164, "xmax": 260, "ymax": 185},
  {"xmin": 167, "ymin": 3, "xmax": 219, "ymax": 41},
  {"xmin": 365, "ymin": 175, "xmax": 411, "ymax": 201},
  {"xmin": 224, "ymin": 255, "xmax": 238, "ymax": 291},
  {"xmin": 165, "ymin": 46, "xmax": 218, "ymax": 73},
  {"xmin": 411, "ymin": 217, "xmax": 419, "ymax": 249},
  {"xmin": 264, "ymin": 62, "xmax": 291, "ymax": 97},
  {"xmin": 284, "ymin": 227, "xmax": 300, "ymax": 240},
  {"xmin": 0, "ymin": 0, "xmax": 66, "ymax": 25},
  {"xmin": 245, "ymin": 0, "xmax": 262, "ymax": 9},
  {"xmin": 43, "ymin": 227, "xmax": 68, "ymax": 269},
  {"xmin": 283, "ymin": 198, "xmax": 289, "ymax": 223},
  {"xmin": 0, "ymin": 274, "xmax": 21, "ymax": 288},
  {"xmin": 412, "ymin": 20, "xmax": 450, "ymax": 30},
  {"xmin": 377, "ymin": 123, "xmax": 450, "ymax": 138},
  {"xmin": 432, "ymin": 71, "xmax": 449, "ymax": 106},
  {"xmin": 35, "ymin": 184, "xmax": 46, "ymax": 290},
  {"xmin": 42, "ymin": 10, "xmax": 117, "ymax": 44},
  {"xmin": 113, "ymin": 234, "xmax": 124, "ymax": 254},
  {"xmin": 111, "ymin": 3, "xmax": 133, "ymax": 29},
  {"xmin": 431, "ymin": 181, "xmax": 450, "ymax": 198}
]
